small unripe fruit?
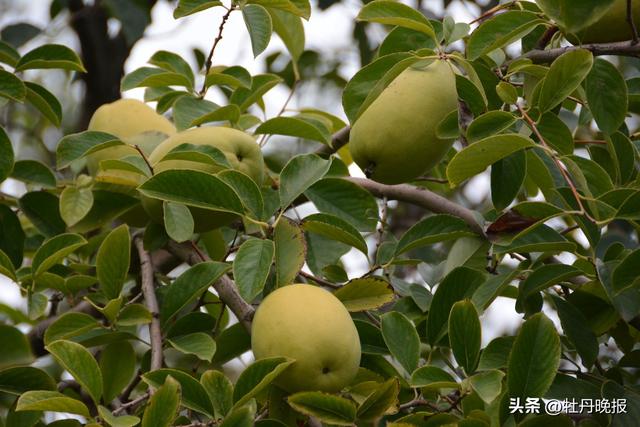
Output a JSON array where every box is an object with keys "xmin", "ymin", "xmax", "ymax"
[
  {"xmin": 349, "ymin": 59, "xmax": 458, "ymax": 185},
  {"xmin": 251, "ymin": 284, "xmax": 361, "ymax": 393}
]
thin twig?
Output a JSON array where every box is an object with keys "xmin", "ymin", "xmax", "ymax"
[
  {"xmin": 628, "ymin": 0, "xmax": 639, "ymax": 44},
  {"xmin": 134, "ymin": 144, "xmax": 154, "ymax": 175},
  {"xmin": 299, "ymin": 270, "xmax": 341, "ymax": 289},
  {"xmin": 469, "ymin": 1, "xmax": 516, "ymax": 25},
  {"xmin": 134, "ymin": 237, "xmax": 163, "ymax": 373},
  {"xmin": 113, "ymin": 391, "xmax": 150, "ymax": 415},
  {"xmin": 516, "ymin": 104, "xmax": 595, "ymax": 222},
  {"xmin": 373, "ymin": 196, "xmax": 388, "ymax": 263},
  {"xmin": 522, "ymin": 40, "xmax": 640, "ymax": 64},
  {"xmin": 199, "ymin": 5, "xmax": 236, "ymax": 96}
]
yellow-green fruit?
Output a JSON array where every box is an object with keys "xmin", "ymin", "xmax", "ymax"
[
  {"xmin": 567, "ymin": 0, "xmax": 640, "ymax": 44},
  {"xmin": 143, "ymin": 126, "xmax": 264, "ymax": 232},
  {"xmin": 251, "ymin": 284, "xmax": 361, "ymax": 393},
  {"xmin": 86, "ymin": 99, "xmax": 176, "ymax": 175},
  {"xmin": 349, "ymin": 59, "xmax": 458, "ymax": 185}
]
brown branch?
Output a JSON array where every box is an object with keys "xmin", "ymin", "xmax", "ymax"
[
  {"xmin": 628, "ymin": 0, "xmax": 640, "ymax": 44},
  {"xmin": 523, "ymin": 40, "xmax": 640, "ymax": 64},
  {"xmin": 199, "ymin": 5, "xmax": 235, "ymax": 96},
  {"xmin": 134, "ymin": 237, "xmax": 163, "ymax": 372},
  {"xmin": 166, "ymin": 241, "xmax": 255, "ymax": 330},
  {"xmin": 316, "ymin": 126, "xmax": 351, "ymax": 155},
  {"xmin": 346, "ymin": 177, "xmax": 486, "ymax": 236}
]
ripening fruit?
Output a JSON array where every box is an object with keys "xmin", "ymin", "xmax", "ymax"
[
  {"xmin": 564, "ymin": 0, "xmax": 640, "ymax": 44},
  {"xmin": 251, "ymin": 284, "xmax": 361, "ymax": 393},
  {"xmin": 349, "ymin": 59, "xmax": 458, "ymax": 185},
  {"xmin": 143, "ymin": 126, "xmax": 264, "ymax": 232},
  {"xmin": 86, "ymin": 99, "xmax": 176, "ymax": 227},
  {"xmin": 86, "ymin": 99, "xmax": 176, "ymax": 175}
]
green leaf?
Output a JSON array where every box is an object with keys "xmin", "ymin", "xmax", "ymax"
[
  {"xmin": 149, "ymin": 50, "xmax": 195, "ymax": 85},
  {"xmin": 117, "ymin": 303, "xmax": 152, "ymax": 326},
  {"xmin": 0, "ymin": 249, "xmax": 16, "ymax": 281},
  {"xmin": 56, "ymin": 131, "xmax": 125, "ymax": 169},
  {"xmin": 342, "ymin": 52, "xmax": 412, "ymax": 124},
  {"xmin": 0, "ymin": 366, "xmax": 55, "ymax": 395},
  {"xmin": 491, "ymin": 150, "xmax": 526, "ymax": 211},
  {"xmin": 19, "ymin": 191, "xmax": 66, "ymax": 237},
  {"xmin": 410, "ymin": 366, "xmax": 457, "ymax": 389},
  {"xmin": 98, "ymin": 405, "xmax": 140, "ymax": 427},
  {"xmin": 0, "ymin": 324, "xmax": 33, "ymax": 368},
  {"xmin": 201, "ymin": 370, "xmax": 234, "ymax": 418},
  {"xmin": 287, "ymin": 392, "xmax": 357, "ymax": 426},
  {"xmin": 121, "ymin": 67, "xmax": 192, "ymax": 91},
  {"xmin": 59, "ymin": 186, "xmax": 93, "ymax": 227},
  {"xmin": 168, "ymin": 332, "xmax": 216, "ymax": 361},
  {"xmin": 230, "ymin": 73, "xmax": 282, "ymax": 112},
  {"xmin": 205, "ymin": 66, "xmax": 252, "ymax": 89},
  {"xmin": 612, "ymin": 248, "xmax": 640, "ymax": 293},
  {"xmin": 380, "ymin": 312, "xmax": 420, "ymax": 374},
  {"xmin": 274, "ymin": 217, "xmax": 306, "ymax": 287},
  {"xmin": 161, "ymin": 261, "xmax": 230, "ymax": 325},
  {"xmin": 333, "ymin": 277, "xmax": 394, "ymax": 311},
  {"xmin": 586, "ymin": 58, "xmax": 628, "ymax": 134},
  {"xmin": 161, "ymin": 142, "xmax": 231, "ymax": 168},
  {"xmin": 32, "ymin": 234, "xmax": 87, "ymax": 277},
  {"xmin": 537, "ymin": 112, "xmax": 574, "ymax": 155},
  {"xmin": 494, "ymin": 224, "xmax": 576, "ymax": 254},
  {"xmin": 507, "ymin": 313, "xmax": 560, "ymax": 400},
  {"xmin": 97, "ymin": 224, "xmax": 131, "ymax": 300},
  {"xmin": 0, "ymin": 69, "xmax": 26, "ymax": 102},
  {"xmin": 217, "ymin": 169, "xmax": 264, "ymax": 219},
  {"xmin": 172, "ymin": 96, "xmax": 219, "ymax": 131},
  {"xmin": 357, "ymin": 0, "xmax": 435, "ymax": 38},
  {"xmin": 255, "ymin": 116, "xmax": 331, "ymax": 144},
  {"xmin": 427, "ymin": 267, "xmax": 485, "ymax": 344},
  {"xmin": 269, "ymin": 8, "xmax": 305, "ymax": 61},
  {"xmin": 518, "ymin": 264, "xmax": 582, "ymax": 305},
  {"xmin": 24, "ymin": 81, "xmax": 62, "ymax": 126},
  {"xmin": 15, "ymin": 44, "xmax": 85, "ymax": 72},
  {"xmin": 607, "ymin": 132, "xmax": 636, "ymax": 185},
  {"xmin": 535, "ymin": 0, "xmax": 617, "ymax": 33},
  {"xmin": 279, "ymin": 154, "xmax": 331, "ymax": 209},
  {"xmin": 143, "ymin": 369, "xmax": 213, "ymax": 416},
  {"xmin": 449, "ymin": 299, "xmax": 481, "ymax": 374},
  {"xmin": 467, "ymin": 11, "xmax": 543, "ymax": 60},
  {"xmin": 141, "ymin": 376, "xmax": 181, "ymax": 427},
  {"xmin": 44, "ymin": 312, "xmax": 101, "ymax": 345},
  {"xmin": 356, "ymin": 377, "xmax": 399, "ymax": 421},
  {"xmin": 100, "ymin": 341, "xmax": 136, "ymax": 403},
  {"xmin": 305, "ymin": 178, "xmax": 378, "ymax": 232},
  {"xmin": 220, "ymin": 405, "xmax": 255, "ymax": 427},
  {"xmin": 538, "ymin": 49, "xmax": 593, "ymax": 113},
  {"xmin": 0, "ymin": 127, "xmax": 14, "ymax": 183},
  {"xmin": 466, "ymin": 111, "xmax": 517, "ymax": 143},
  {"xmin": 447, "ymin": 134, "xmax": 535, "ymax": 187},
  {"xmin": 550, "ymin": 296, "xmax": 598, "ymax": 369},
  {"xmin": 10, "ymin": 159, "xmax": 56, "ymax": 188},
  {"xmin": 233, "ymin": 238, "xmax": 274, "ymax": 303},
  {"xmin": 46, "ymin": 340, "xmax": 103, "ymax": 403},
  {"xmin": 16, "ymin": 391, "xmax": 89, "ymax": 417},
  {"xmin": 478, "ymin": 336, "xmax": 514, "ymax": 370},
  {"xmin": 0, "ymin": 40, "xmax": 20, "ymax": 67},
  {"xmin": 139, "ymin": 169, "xmax": 245, "ymax": 215},
  {"xmin": 233, "ymin": 357, "xmax": 294, "ymax": 408},
  {"xmin": 467, "ymin": 370, "xmax": 504, "ymax": 403},
  {"xmin": 243, "ymin": 4, "xmax": 273, "ymax": 57},
  {"xmin": 395, "ymin": 214, "xmax": 476, "ymax": 255},
  {"xmin": 191, "ymin": 104, "xmax": 242, "ymax": 126},
  {"xmin": 163, "ymin": 202, "xmax": 194, "ymax": 243},
  {"xmin": 302, "ymin": 213, "xmax": 367, "ymax": 255},
  {"xmin": 174, "ymin": 0, "xmax": 223, "ymax": 18}
]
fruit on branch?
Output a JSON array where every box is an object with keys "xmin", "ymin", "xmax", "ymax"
[
  {"xmin": 558, "ymin": 0, "xmax": 640, "ymax": 44},
  {"xmin": 251, "ymin": 284, "xmax": 361, "ymax": 392},
  {"xmin": 86, "ymin": 99, "xmax": 176, "ymax": 227},
  {"xmin": 86, "ymin": 98, "xmax": 176, "ymax": 176},
  {"xmin": 349, "ymin": 59, "xmax": 458, "ymax": 185},
  {"xmin": 143, "ymin": 126, "xmax": 265, "ymax": 232}
]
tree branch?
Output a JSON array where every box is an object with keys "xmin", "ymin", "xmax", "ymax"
[
  {"xmin": 346, "ymin": 177, "xmax": 486, "ymax": 236},
  {"xmin": 523, "ymin": 40, "xmax": 640, "ymax": 63},
  {"xmin": 134, "ymin": 237, "xmax": 163, "ymax": 372},
  {"xmin": 166, "ymin": 241, "xmax": 255, "ymax": 330},
  {"xmin": 317, "ymin": 126, "xmax": 351, "ymax": 155}
]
